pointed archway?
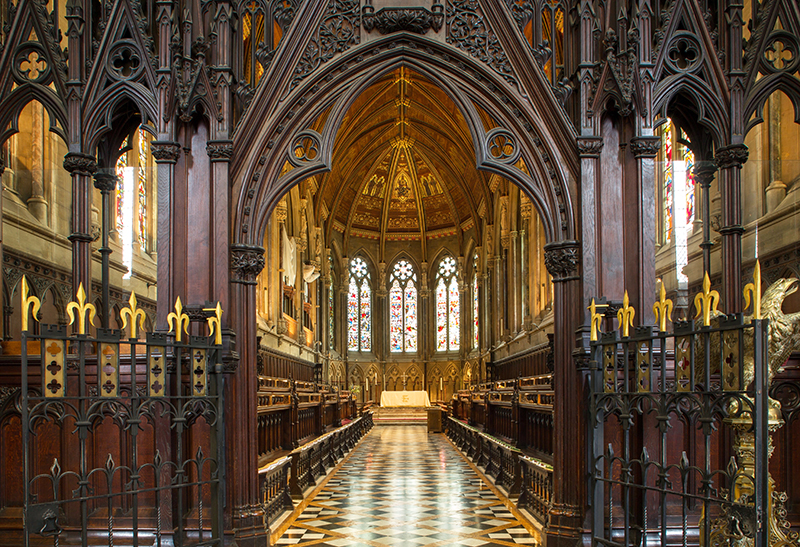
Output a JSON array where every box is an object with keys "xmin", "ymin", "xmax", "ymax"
[{"xmin": 224, "ymin": 26, "xmax": 584, "ymax": 545}]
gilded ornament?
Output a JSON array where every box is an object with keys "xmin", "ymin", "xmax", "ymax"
[
  {"xmin": 743, "ymin": 260, "xmax": 762, "ymax": 320},
  {"xmin": 66, "ymin": 283, "xmax": 96, "ymax": 335},
  {"xmin": 167, "ymin": 297, "xmax": 190, "ymax": 342},
  {"xmin": 693, "ymin": 272, "xmax": 720, "ymax": 327},
  {"xmin": 120, "ymin": 291, "xmax": 147, "ymax": 339},
  {"xmin": 204, "ymin": 302, "xmax": 224, "ymax": 345},
  {"xmin": 20, "ymin": 276, "xmax": 41, "ymax": 333},
  {"xmin": 652, "ymin": 280, "xmax": 673, "ymax": 332},
  {"xmin": 617, "ymin": 291, "xmax": 635, "ymax": 338}
]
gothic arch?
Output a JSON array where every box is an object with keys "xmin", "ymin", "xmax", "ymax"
[
  {"xmin": 231, "ymin": 35, "xmax": 578, "ymax": 250},
  {"xmin": 744, "ymin": 77, "xmax": 800, "ymax": 134}
]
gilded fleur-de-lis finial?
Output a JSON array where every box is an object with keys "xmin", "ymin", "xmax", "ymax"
[
  {"xmin": 20, "ymin": 276, "xmax": 41, "ymax": 333},
  {"xmin": 167, "ymin": 297, "xmax": 190, "ymax": 342},
  {"xmin": 120, "ymin": 292, "xmax": 147, "ymax": 339},
  {"xmin": 743, "ymin": 260, "xmax": 762, "ymax": 320},
  {"xmin": 653, "ymin": 280, "xmax": 673, "ymax": 332},
  {"xmin": 694, "ymin": 272, "xmax": 720, "ymax": 327},
  {"xmin": 588, "ymin": 298, "xmax": 604, "ymax": 342},
  {"xmin": 66, "ymin": 283, "xmax": 96, "ymax": 335},
  {"xmin": 617, "ymin": 291, "xmax": 635, "ymax": 338},
  {"xmin": 203, "ymin": 302, "xmax": 224, "ymax": 345}
]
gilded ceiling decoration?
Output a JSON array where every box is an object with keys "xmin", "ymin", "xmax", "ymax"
[{"xmin": 318, "ymin": 67, "xmax": 494, "ymax": 243}]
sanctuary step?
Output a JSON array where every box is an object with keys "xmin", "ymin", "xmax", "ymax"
[{"xmin": 372, "ymin": 406, "xmax": 428, "ymax": 425}]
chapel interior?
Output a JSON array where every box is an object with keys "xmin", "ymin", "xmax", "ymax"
[{"xmin": 0, "ymin": 0, "xmax": 799, "ymax": 546}]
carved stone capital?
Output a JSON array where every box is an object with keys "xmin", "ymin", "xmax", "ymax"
[
  {"xmin": 93, "ymin": 172, "xmax": 118, "ymax": 193},
  {"xmin": 231, "ymin": 245, "xmax": 265, "ymax": 285},
  {"xmin": 207, "ymin": 140, "xmax": 234, "ymax": 162},
  {"xmin": 630, "ymin": 136, "xmax": 661, "ymax": 158},
  {"xmin": 692, "ymin": 161, "xmax": 717, "ymax": 187},
  {"xmin": 63, "ymin": 152, "xmax": 97, "ymax": 176},
  {"xmin": 715, "ymin": 144, "xmax": 749, "ymax": 170},
  {"xmin": 362, "ymin": 4, "xmax": 444, "ymax": 35},
  {"xmin": 576, "ymin": 137, "xmax": 603, "ymax": 157},
  {"xmin": 151, "ymin": 141, "xmax": 181, "ymax": 163},
  {"xmin": 544, "ymin": 240, "xmax": 580, "ymax": 282}
]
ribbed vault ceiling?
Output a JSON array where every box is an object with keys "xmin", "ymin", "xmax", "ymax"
[{"xmin": 315, "ymin": 68, "xmax": 496, "ymax": 245}]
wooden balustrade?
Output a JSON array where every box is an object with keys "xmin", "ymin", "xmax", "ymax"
[
  {"xmin": 259, "ymin": 456, "xmax": 293, "ymax": 526},
  {"xmin": 518, "ymin": 456, "xmax": 553, "ymax": 526},
  {"xmin": 445, "ymin": 416, "xmax": 521, "ymax": 496},
  {"xmin": 452, "ymin": 374, "xmax": 553, "ymax": 462},
  {"xmin": 288, "ymin": 413, "xmax": 373, "ymax": 499}
]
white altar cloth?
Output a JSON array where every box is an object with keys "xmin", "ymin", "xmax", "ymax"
[{"xmin": 380, "ymin": 390, "xmax": 431, "ymax": 407}]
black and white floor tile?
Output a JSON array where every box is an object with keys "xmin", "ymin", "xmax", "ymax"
[{"xmin": 275, "ymin": 425, "xmax": 541, "ymax": 546}]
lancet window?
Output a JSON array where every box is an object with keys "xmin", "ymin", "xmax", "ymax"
[
  {"xmin": 389, "ymin": 259, "xmax": 418, "ymax": 353},
  {"xmin": 347, "ymin": 257, "xmax": 371, "ymax": 352},
  {"xmin": 473, "ymin": 253, "xmax": 479, "ymax": 350},
  {"xmin": 436, "ymin": 256, "xmax": 460, "ymax": 352}
]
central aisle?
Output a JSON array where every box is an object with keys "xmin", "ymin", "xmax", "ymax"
[{"xmin": 276, "ymin": 425, "xmax": 539, "ymax": 546}]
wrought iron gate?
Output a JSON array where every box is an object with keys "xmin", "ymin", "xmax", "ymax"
[
  {"xmin": 588, "ymin": 273, "xmax": 785, "ymax": 547},
  {"xmin": 20, "ymin": 280, "xmax": 226, "ymax": 547}
]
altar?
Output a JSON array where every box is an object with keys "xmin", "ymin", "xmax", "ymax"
[{"xmin": 379, "ymin": 390, "xmax": 431, "ymax": 407}]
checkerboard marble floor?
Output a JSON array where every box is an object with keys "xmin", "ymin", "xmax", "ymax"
[{"xmin": 275, "ymin": 425, "xmax": 540, "ymax": 546}]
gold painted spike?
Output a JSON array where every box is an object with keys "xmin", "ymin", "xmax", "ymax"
[
  {"xmin": 693, "ymin": 272, "xmax": 720, "ymax": 327},
  {"xmin": 167, "ymin": 297, "xmax": 190, "ymax": 342},
  {"xmin": 652, "ymin": 280, "xmax": 673, "ymax": 332},
  {"xmin": 21, "ymin": 276, "xmax": 41, "ymax": 333},
  {"xmin": 120, "ymin": 292, "xmax": 148, "ymax": 339},
  {"xmin": 203, "ymin": 302, "xmax": 224, "ymax": 345},
  {"xmin": 588, "ymin": 298, "xmax": 604, "ymax": 342},
  {"xmin": 617, "ymin": 291, "xmax": 635, "ymax": 338},
  {"xmin": 743, "ymin": 260, "xmax": 762, "ymax": 320},
  {"xmin": 66, "ymin": 283, "xmax": 96, "ymax": 335}
]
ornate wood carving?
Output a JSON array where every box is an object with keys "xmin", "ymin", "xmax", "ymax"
[
  {"xmin": 576, "ymin": 138, "xmax": 604, "ymax": 157},
  {"xmin": 362, "ymin": 2, "xmax": 444, "ymax": 35},
  {"xmin": 715, "ymin": 143, "xmax": 749, "ymax": 170},
  {"xmin": 63, "ymin": 153, "xmax": 98, "ymax": 176},
  {"xmin": 231, "ymin": 245, "xmax": 266, "ymax": 284},
  {"xmin": 207, "ymin": 140, "xmax": 234, "ymax": 161},
  {"xmin": 629, "ymin": 136, "xmax": 661, "ymax": 158},
  {"xmin": 290, "ymin": 0, "xmax": 360, "ymax": 90},
  {"xmin": 446, "ymin": 0, "xmax": 517, "ymax": 88},
  {"xmin": 543, "ymin": 241, "xmax": 580, "ymax": 282},
  {"xmin": 151, "ymin": 141, "xmax": 181, "ymax": 162}
]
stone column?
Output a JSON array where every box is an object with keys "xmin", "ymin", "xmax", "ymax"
[
  {"xmin": 715, "ymin": 144, "xmax": 749, "ymax": 313},
  {"xmin": 693, "ymin": 161, "xmax": 718, "ymax": 275},
  {"xmin": 543, "ymin": 241, "xmax": 583, "ymax": 547},
  {"xmin": 27, "ymin": 102, "xmax": 48, "ymax": 222},
  {"xmin": 63, "ymin": 153, "xmax": 97, "ymax": 300},
  {"xmin": 150, "ymin": 142, "xmax": 181, "ymax": 328},
  {"xmin": 229, "ymin": 245, "xmax": 266, "ymax": 543},
  {"xmin": 92, "ymin": 172, "xmax": 118, "ymax": 329}
]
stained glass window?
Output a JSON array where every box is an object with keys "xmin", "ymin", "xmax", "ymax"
[
  {"xmin": 389, "ymin": 260, "xmax": 417, "ymax": 353},
  {"xmin": 663, "ymin": 123, "xmax": 674, "ymax": 242},
  {"xmin": 115, "ymin": 140, "xmax": 128, "ymax": 234},
  {"xmin": 329, "ymin": 274, "xmax": 335, "ymax": 352},
  {"xmin": 473, "ymin": 254, "xmax": 479, "ymax": 349},
  {"xmin": 138, "ymin": 128, "xmax": 148, "ymax": 251},
  {"xmin": 661, "ymin": 118, "xmax": 696, "ymax": 243},
  {"xmin": 347, "ymin": 257, "xmax": 371, "ymax": 351},
  {"xmin": 436, "ymin": 256, "xmax": 460, "ymax": 352}
]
